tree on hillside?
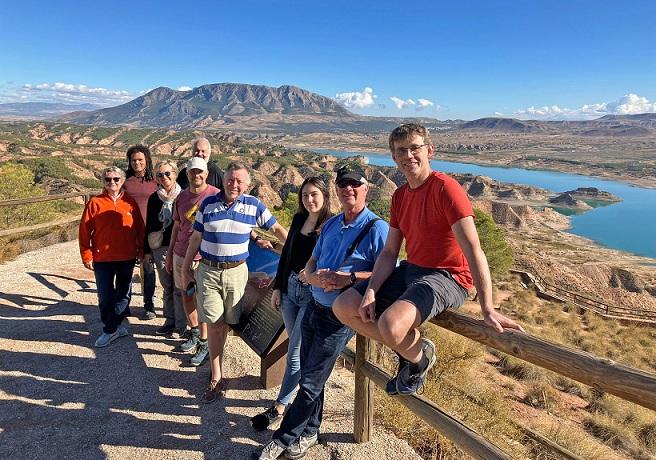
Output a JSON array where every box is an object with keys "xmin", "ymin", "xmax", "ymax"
[
  {"xmin": 0, "ymin": 162, "xmax": 56, "ymax": 228},
  {"xmin": 367, "ymin": 198, "xmax": 391, "ymax": 222},
  {"xmin": 273, "ymin": 193, "xmax": 299, "ymax": 229},
  {"xmin": 474, "ymin": 208, "xmax": 513, "ymax": 279}
]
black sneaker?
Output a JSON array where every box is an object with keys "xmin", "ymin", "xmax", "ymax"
[
  {"xmin": 179, "ymin": 328, "xmax": 200, "ymax": 352},
  {"xmin": 190, "ymin": 340, "xmax": 209, "ymax": 367},
  {"xmin": 395, "ymin": 338, "xmax": 437, "ymax": 396},
  {"xmin": 156, "ymin": 322, "xmax": 175, "ymax": 335},
  {"xmin": 250, "ymin": 405, "xmax": 284, "ymax": 431},
  {"xmin": 170, "ymin": 327, "xmax": 187, "ymax": 339},
  {"xmin": 144, "ymin": 307, "xmax": 156, "ymax": 320}
]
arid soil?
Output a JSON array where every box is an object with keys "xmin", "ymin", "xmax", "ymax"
[{"xmin": 0, "ymin": 241, "xmax": 421, "ymax": 460}]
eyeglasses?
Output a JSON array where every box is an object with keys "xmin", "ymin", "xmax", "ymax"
[
  {"xmin": 156, "ymin": 171, "xmax": 173, "ymax": 178},
  {"xmin": 336, "ymin": 180, "xmax": 364, "ymax": 189},
  {"xmin": 104, "ymin": 177, "xmax": 121, "ymax": 183},
  {"xmin": 393, "ymin": 144, "xmax": 428, "ymax": 156}
]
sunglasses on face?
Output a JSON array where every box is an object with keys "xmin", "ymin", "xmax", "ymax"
[
  {"xmin": 336, "ymin": 180, "xmax": 363, "ymax": 189},
  {"xmin": 104, "ymin": 177, "xmax": 121, "ymax": 183},
  {"xmin": 156, "ymin": 171, "xmax": 173, "ymax": 178}
]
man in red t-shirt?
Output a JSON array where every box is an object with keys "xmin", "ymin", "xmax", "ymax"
[{"xmin": 334, "ymin": 123, "xmax": 524, "ymax": 396}]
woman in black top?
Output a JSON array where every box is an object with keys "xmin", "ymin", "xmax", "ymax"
[
  {"xmin": 251, "ymin": 177, "xmax": 332, "ymax": 431},
  {"xmin": 143, "ymin": 160, "xmax": 184, "ymax": 335}
]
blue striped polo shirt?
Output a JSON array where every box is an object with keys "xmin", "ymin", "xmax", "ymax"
[{"xmin": 193, "ymin": 192, "xmax": 277, "ymax": 262}]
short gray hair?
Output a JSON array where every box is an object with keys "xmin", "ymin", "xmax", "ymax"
[
  {"xmin": 225, "ymin": 161, "xmax": 250, "ymax": 175},
  {"xmin": 102, "ymin": 166, "xmax": 126, "ymax": 181},
  {"xmin": 191, "ymin": 136, "xmax": 211, "ymax": 155},
  {"xmin": 154, "ymin": 160, "xmax": 179, "ymax": 175}
]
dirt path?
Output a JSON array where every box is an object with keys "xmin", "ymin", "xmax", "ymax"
[{"xmin": 0, "ymin": 240, "xmax": 420, "ymax": 459}]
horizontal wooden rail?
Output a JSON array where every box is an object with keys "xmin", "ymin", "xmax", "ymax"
[
  {"xmin": 432, "ymin": 311, "xmax": 656, "ymax": 411},
  {"xmin": 342, "ymin": 347, "xmax": 512, "ymax": 460},
  {"xmin": 0, "ymin": 191, "xmax": 97, "ymax": 238},
  {"xmin": 512, "ymin": 268, "xmax": 656, "ymax": 322},
  {"xmin": 0, "ymin": 216, "xmax": 82, "ymax": 238},
  {"xmin": 0, "ymin": 191, "xmax": 92, "ymax": 208}
]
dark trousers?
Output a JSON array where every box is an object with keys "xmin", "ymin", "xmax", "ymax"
[
  {"xmin": 142, "ymin": 260, "xmax": 156, "ymax": 310},
  {"xmin": 94, "ymin": 260, "xmax": 134, "ymax": 334},
  {"xmin": 272, "ymin": 302, "xmax": 354, "ymax": 448}
]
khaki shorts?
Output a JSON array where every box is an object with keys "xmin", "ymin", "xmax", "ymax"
[
  {"xmin": 196, "ymin": 261, "xmax": 248, "ymax": 325},
  {"xmin": 173, "ymin": 254, "xmax": 199, "ymax": 290}
]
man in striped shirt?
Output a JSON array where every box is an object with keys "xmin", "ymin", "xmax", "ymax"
[{"xmin": 182, "ymin": 162, "xmax": 288, "ymax": 403}]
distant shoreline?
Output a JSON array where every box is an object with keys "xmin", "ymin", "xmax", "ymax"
[{"xmin": 289, "ymin": 143, "xmax": 656, "ymax": 190}]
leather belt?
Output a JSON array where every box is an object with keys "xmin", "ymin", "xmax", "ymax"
[{"xmin": 200, "ymin": 259, "xmax": 246, "ymax": 269}]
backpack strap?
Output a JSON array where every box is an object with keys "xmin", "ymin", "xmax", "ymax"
[{"xmin": 339, "ymin": 218, "xmax": 381, "ymax": 267}]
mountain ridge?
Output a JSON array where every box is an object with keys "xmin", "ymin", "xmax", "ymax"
[{"xmin": 5, "ymin": 82, "xmax": 653, "ymax": 136}]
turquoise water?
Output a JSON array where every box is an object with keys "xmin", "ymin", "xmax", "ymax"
[{"xmin": 314, "ymin": 148, "xmax": 656, "ymax": 259}]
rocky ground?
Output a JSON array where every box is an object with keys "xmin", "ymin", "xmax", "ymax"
[{"xmin": 0, "ymin": 241, "xmax": 421, "ymax": 460}]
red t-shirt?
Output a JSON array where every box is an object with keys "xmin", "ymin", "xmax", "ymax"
[
  {"xmin": 172, "ymin": 185, "xmax": 220, "ymax": 258},
  {"xmin": 390, "ymin": 171, "xmax": 474, "ymax": 289}
]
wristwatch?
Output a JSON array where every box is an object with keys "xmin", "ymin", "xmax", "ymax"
[{"xmin": 349, "ymin": 272, "xmax": 357, "ymax": 286}]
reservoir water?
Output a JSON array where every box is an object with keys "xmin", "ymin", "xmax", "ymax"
[{"xmin": 313, "ymin": 149, "xmax": 656, "ymax": 259}]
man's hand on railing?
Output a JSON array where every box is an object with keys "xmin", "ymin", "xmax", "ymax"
[{"xmin": 482, "ymin": 309, "xmax": 525, "ymax": 334}]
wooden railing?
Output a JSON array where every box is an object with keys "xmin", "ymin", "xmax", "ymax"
[
  {"xmin": 512, "ymin": 266, "xmax": 656, "ymax": 323},
  {"xmin": 0, "ymin": 192, "xmax": 93, "ymax": 238},
  {"xmin": 347, "ymin": 310, "xmax": 656, "ymax": 459}
]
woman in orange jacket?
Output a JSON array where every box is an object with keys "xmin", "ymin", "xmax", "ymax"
[{"xmin": 79, "ymin": 166, "xmax": 145, "ymax": 348}]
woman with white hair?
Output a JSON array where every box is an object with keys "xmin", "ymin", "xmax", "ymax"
[{"xmin": 78, "ymin": 166, "xmax": 145, "ymax": 348}]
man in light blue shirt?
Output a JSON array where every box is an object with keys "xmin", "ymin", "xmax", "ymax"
[{"xmin": 257, "ymin": 164, "xmax": 389, "ymax": 460}]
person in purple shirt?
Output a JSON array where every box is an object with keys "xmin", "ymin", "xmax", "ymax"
[{"xmin": 123, "ymin": 144, "xmax": 159, "ymax": 320}]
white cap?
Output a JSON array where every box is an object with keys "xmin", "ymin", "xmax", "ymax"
[{"xmin": 187, "ymin": 157, "xmax": 208, "ymax": 172}]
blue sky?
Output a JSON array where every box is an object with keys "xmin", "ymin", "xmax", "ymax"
[{"xmin": 1, "ymin": 0, "xmax": 655, "ymax": 120}]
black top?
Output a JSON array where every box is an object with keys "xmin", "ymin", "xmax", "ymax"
[
  {"xmin": 143, "ymin": 192, "xmax": 174, "ymax": 254},
  {"xmin": 176, "ymin": 161, "xmax": 223, "ymax": 191},
  {"xmin": 273, "ymin": 213, "xmax": 319, "ymax": 294}
]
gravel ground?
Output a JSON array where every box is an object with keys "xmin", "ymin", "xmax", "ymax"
[{"xmin": 0, "ymin": 240, "xmax": 421, "ymax": 460}]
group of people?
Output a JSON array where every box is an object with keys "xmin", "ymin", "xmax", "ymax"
[{"xmin": 78, "ymin": 124, "xmax": 523, "ymax": 460}]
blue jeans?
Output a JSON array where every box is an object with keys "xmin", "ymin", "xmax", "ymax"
[
  {"xmin": 142, "ymin": 259, "xmax": 156, "ymax": 309},
  {"xmin": 94, "ymin": 260, "xmax": 134, "ymax": 334},
  {"xmin": 277, "ymin": 272, "xmax": 312, "ymax": 406},
  {"xmin": 272, "ymin": 301, "xmax": 354, "ymax": 448}
]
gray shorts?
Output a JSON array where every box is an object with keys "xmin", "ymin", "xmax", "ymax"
[{"xmin": 353, "ymin": 261, "xmax": 468, "ymax": 323}]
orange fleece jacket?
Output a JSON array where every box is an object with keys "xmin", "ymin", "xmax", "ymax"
[{"xmin": 78, "ymin": 191, "xmax": 145, "ymax": 263}]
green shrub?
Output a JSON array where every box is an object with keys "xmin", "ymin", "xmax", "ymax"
[
  {"xmin": 0, "ymin": 162, "xmax": 57, "ymax": 228},
  {"xmin": 474, "ymin": 208, "xmax": 513, "ymax": 279}
]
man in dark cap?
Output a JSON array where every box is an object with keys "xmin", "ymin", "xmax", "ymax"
[{"xmin": 256, "ymin": 164, "xmax": 389, "ymax": 460}]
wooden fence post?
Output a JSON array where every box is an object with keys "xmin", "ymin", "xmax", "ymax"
[{"xmin": 354, "ymin": 333, "xmax": 374, "ymax": 443}]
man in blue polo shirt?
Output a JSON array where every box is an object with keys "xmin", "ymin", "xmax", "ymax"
[
  {"xmin": 182, "ymin": 161, "xmax": 288, "ymax": 404},
  {"xmin": 257, "ymin": 164, "xmax": 389, "ymax": 460}
]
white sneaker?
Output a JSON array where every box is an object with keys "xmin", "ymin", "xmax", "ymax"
[
  {"xmin": 94, "ymin": 326, "xmax": 128, "ymax": 348},
  {"xmin": 257, "ymin": 441, "xmax": 286, "ymax": 460},
  {"xmin": 285, "ymin": 432, "xmax": 318, "ymax": 459}
]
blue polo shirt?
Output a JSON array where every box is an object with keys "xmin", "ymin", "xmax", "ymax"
[
  {"xmin": 193, "ymin": 192, "xmax": 276, "ymax": 262},
  {"xmin": 311, "ymin": 207, "xmax": 389, "ymax": 307}
]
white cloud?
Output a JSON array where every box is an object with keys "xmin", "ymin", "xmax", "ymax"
[
  {"xmin": 334, "ymin": 87, "xmax": 376, "ymax": 109},
  {"xmin": 417, "ymin": 98, "xmax": 434, "ymax": 108},
  {"xmin": 390, "ymin": 96, "xmax": 416, "ymax": 110},
  {"xmin": 1, "ymin": 81, "xmax": 135, "ymax": 106},
  {"xmin": 177, "ymin": 86, "xmax": 192, "ymax": 91},
  {"xmin": 515, "ymin": 93, "xmax": 656, "ymax": 120},
  {"xmin": 494, "ymin": 111, "xmax": 504, "ymax": 116}
]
